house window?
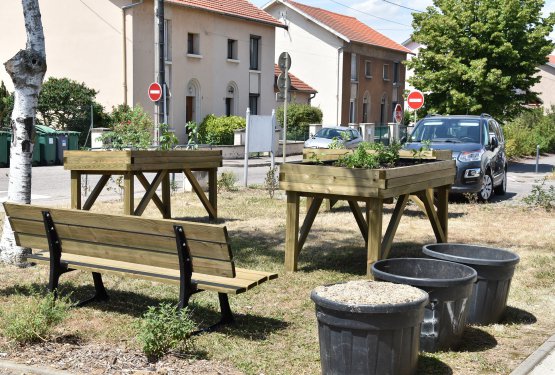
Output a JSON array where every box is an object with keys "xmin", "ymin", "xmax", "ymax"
[
  {"xmin": 226, "ymin": 85, "xmax": 235, "ymax": 116},
  {"xmin": 249, "ymin": 94, "xmax": 259, "ymax": 115},
  {"xmin": 349, "ymin": 100, "xmax": 356, "ymax": 123},
  {"xmin": 250, "ymin": 35, "xmax": 260, "ymax": 70},
  {"xmin": 187, "ymin": 33, "xmax": 199, "ymax": 55},
  {"xmin": 393, "ymin": 62, "xmax": 399, "ymax": 84},
  {"xmin": 365, "ymin": 60, "xmax": 372, "ymax": 78},
  {"xmin": 383, "ymin": 64, "xmax": 389, "ymax": 81},
  {"xmin": 227, "ymin": 39, "xmax": 237, "ymax": 60},
  {"xmin": 164, "ymin": 19, "xmax": 171, "ymax": 61},
  {"xmin": 351, "ymin": 53, "xmax": 358, "ymax": 81}
]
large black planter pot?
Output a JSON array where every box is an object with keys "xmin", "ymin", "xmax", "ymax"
[
  {"xmin": 423, "ymin": 243, "xmax": 520, "ymax": 325},
  {"xmin": 371, "ymin": 258, "xmax": 477, "ymax": 352},
  {"xmin": 311, "ymin": 283, "xmax": 428, "ymax": 375}
]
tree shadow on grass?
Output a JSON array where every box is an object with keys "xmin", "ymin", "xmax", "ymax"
[
  {"xmin": 501, "ymin": 306, "xmax": 537, "ymax": 325},
  {"xmin": 417, "ymin": 355, "xmax": 453, "ymax": 374},
  {"xmin": 0, "ymin": 283, "xmax": 288, "ymax": 341}
]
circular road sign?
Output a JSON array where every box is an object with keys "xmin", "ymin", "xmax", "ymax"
[
  {"xmin": 148, "ymin": 82, "xmax": 163, "ymax": 102},
  {"xmin": 278, "ymin": 52, "xmax": 291, "ymax": 72},
  {"xmin": 394, "ymin": 103, "xmax": 403, "ymax": 124},
  {"xmin": 407, "ymin": 90, "xmax": 424, "ymax": 110}
]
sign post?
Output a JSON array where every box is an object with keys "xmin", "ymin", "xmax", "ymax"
[{"xmin": 278, "ymin": 52, "xmax": 291, "ymax": 164}]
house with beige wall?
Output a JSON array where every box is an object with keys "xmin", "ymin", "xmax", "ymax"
[
  {"xmin": 532, "ymin": 55, "xmax": 555, "ymax": 111},
  {"xmin": 263, "ymin": 0, "xmax": 410, "ymax": 126},
  {"xmin": 0, "ymin": 0, "xmax": 283, "ymax": 143}
]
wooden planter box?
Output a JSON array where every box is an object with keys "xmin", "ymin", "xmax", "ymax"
[
  {"xmin": 280, "ymin": 158, "xmax": 456, "ymax": 199},
  {"xmin": 280, "ymin": 151, "xmax": 456, "ymax": 276},
  {"xmin": 302, "ymin": 148, "xmax": 453, "ymax": 163},
  {"xmin": 64, "ymin": 150, "xmax": 222, "ymax": 220},
  {"xmin": 63, "ymin": 150, "xmax": 222, "ymax": 171}
]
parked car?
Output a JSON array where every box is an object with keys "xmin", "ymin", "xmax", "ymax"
[
  {"xmin": 403, "ymin": 114, "xmax": 507, "ymax": 201},
  {"xmin": 304, "ymin": 127, "xmax": 363, "ymax": 149}
]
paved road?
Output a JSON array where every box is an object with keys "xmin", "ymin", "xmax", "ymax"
[{"xmin": 1, "ymin": 154, "xmax": 554, "ymax": 210}]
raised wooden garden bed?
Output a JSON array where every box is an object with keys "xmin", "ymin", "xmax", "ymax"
[
  {"xmin": 64, "ymin": 150, "xmax": 222, "ymax": 220},
  {"xmin": 280, "ymin": 150, "xmax": 456, "ymax": 277}
]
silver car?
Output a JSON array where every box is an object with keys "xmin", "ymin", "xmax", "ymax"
[{"xmin": 304, "ymin": 127, "xmax": 363, "ymax": 149}]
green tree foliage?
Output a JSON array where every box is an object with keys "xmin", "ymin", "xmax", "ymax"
[
  {"xmin": 276, "ymin": 103, "xmax": 323, "ymax": 140},
  {"xmin": 100, "ymin": 105, "xmax": 154, "ymax": 149},
  {"xmin": 408, "ymin": 0, "xmax": 555, "ymax": 120},
  {"xmin": 198, "ymin": 114, "xmax": 245, "ymax": 145},
  {"xmin": 0, "ymin": 81, "xmax": 14, "ymax": 128},
  {"xmin": 37, "ymin": 77, "xmax": 108, "ymax": 146}
]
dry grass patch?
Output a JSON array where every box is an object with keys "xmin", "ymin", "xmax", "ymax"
[{"xmin": 0, "ymin": 189, "xmax": 554, "ymax": 374}]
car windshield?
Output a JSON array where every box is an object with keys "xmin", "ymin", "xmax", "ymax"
[
  {"xmin": 315, "ymin": 128, "xmax": 346, "ymax": 139},
  {"xmin": 409, "ymin": 119, "xmax": 486, "ymax": 144}
]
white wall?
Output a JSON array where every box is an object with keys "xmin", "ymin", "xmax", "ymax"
[{"xmin": 266, "ymin": 3, "xmax": 344, "ymax": 125}]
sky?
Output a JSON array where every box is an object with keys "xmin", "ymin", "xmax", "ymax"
[{"xmin": 252, "ymin": 0, "xmax": 555, "ymax": 47}]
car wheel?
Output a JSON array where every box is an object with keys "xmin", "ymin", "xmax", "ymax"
[
  {"xmin": 479, "ymin": 171, "xmax": 493, "ymax": 202},
  {"xmin": 494, "ymin": 168, "xmax": 507, "ymax": 195}
]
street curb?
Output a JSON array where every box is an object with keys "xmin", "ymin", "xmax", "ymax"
[
  {"xmin": 0, "ymin": 359, "xmax": 72, "ymax": 375},
  {"xmin": 510, "ymin": 334, "xmax": 555, "ymax": 375}
]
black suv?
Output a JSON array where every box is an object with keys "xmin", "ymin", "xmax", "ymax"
[{"xmin": 403, "ymin": 114, "xmax": 507, "ymax": 201}]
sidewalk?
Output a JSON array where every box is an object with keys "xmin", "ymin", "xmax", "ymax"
[{"xmin": 511, "ymin": 334, "xmax": 555, "ymax": 374}]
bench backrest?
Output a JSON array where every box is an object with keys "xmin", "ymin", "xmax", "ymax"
[{"xmin": 3, "ymin": 203, "xmax": 235, "ymax": 278}]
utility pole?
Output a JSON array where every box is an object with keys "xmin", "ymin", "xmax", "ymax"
[{"xmin": 154, "ymin": 0, "xmax": 165, "ymax": 145}]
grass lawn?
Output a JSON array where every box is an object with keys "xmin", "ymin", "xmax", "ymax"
[{"xmin": 0, "ymin": 188, "xmax": 554, "ymax": 374}]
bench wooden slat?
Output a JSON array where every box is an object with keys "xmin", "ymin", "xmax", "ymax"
[
  {"xmin": 9, "ymin": 218, "xmax": 231, "ymax": 261},
  {"xmin": 4, "ymin": 204, "xmax": 228, "ymax": 243},
  {"xmin": 28, "ymin": 252, "xmax": 273, "ymax": 294}
]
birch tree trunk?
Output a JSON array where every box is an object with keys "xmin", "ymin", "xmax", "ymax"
[{"xmin": 0, "ymin": 0, "xmax": 47, "ymax": 265}]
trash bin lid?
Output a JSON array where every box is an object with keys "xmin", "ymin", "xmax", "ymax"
[{"xmin": 35, "ymin": 124, "xmax": 57, "ymax": 134}]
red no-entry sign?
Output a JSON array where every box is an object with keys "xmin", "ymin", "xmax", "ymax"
[
  {"xmin": 148, "ymin": 82, "xmax": 162, "ymax": 102},
  {"xmin": 407, "ymin": 90, "xmax": 424, "ymax": 110}
]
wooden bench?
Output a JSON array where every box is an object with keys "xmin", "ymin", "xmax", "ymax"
[{"xmin": 3, "ymin": 202, "xmax": 278, "ymax": 331}]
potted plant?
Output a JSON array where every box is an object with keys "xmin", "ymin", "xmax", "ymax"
[{"xmin": 311, "ymin": 280, "xmax": 428, "ymax": 375}]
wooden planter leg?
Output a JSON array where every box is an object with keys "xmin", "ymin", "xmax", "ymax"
[
  {"xmin": 366, "ymin": 198, "xmax": 383, "ymax": 278},
  {"xmin": 436, "ymin": 186, "xmax": 449, "ymax": 241},
  {"xmin": 285, "ymin": 192, "xmax": 300, "ymax": 272},
  {"xmin": 381, "ymin": 194, "xmax": 410, "ymax": 259}
]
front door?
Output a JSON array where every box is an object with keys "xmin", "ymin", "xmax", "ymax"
[{"xmin": 186, "ymin": 96, "xmax": 194, "ymax": 123}]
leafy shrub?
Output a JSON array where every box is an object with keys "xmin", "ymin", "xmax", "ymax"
[
  {"xmin": 264, "ymin": 167, "xmax": 279, "ymax": 198},
  {"xmin": 159, "ymin": 123, "xmax": 178, "ymax": 151},
  {"xmin": 218, "ymin": 171, "xmax": 238, "ymax": 192},
  {"xmin": 276, "ymin": 104, "xmax": 323, "ymax": 140},
  {"xmin": 523, "ymin": 177, "xmax": 555, "ymax": 211},
  {"xmin": 0, "ymin": 291, "xmax": 72, "ymax": 344},
  {"xmin": 136, "ymin": 303, "xmax": 196, "ymax": 362},
  {"xmin": 198, "ymin": 114, "xmax": 245, "ymax": 145},
  {"xmin": 101, "ymin": 105, "xmax": 154, "ymax": 149},
  {"xmin": 504, "ymin": 108, "xmax": 555, "ymax": 158}
]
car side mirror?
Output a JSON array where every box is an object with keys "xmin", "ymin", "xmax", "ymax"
[{"xmin": 490, "ymin": 136, "xmax": 499, "ymax": 149}]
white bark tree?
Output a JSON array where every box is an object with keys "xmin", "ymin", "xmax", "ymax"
[{"xmin": 0, "ymin": 0, "xmax": 47, "ymax": 265}]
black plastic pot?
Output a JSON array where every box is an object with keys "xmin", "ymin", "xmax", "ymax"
[
  {"xmin": 423, "ymin": 243, "xmax": 520, "ymax": 325},
  {"xmin": 311, "ymin": 284, "xmax": 428, "ymax": 375},
  {"xmin": 371, "ymin": 258, "xmax": 477, "ymax": 352}
]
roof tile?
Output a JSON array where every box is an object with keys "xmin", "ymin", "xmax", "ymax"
[
  {"xmin": 168, "ymin": 0, "xmax": 283, "ymax": 27},
  {"xmin": 287, "ymin": 0, "xmax": 411, "ymax": 53},
  {"xmin": 274, "ymin": 64, "xmax": 317, "ymax": 93}
]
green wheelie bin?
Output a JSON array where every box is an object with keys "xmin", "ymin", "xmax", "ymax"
[{"xmin": 35, "ymin": 125, "xmax": 57, "ymax": 165}]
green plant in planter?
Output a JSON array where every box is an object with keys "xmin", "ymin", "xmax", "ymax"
[{"xmin": 336, "ymin": 142, "xmax": 402, "ymax": 169}]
